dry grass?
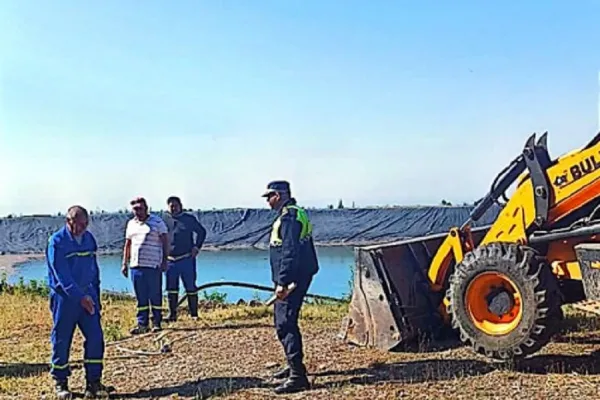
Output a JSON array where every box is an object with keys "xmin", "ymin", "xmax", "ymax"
[{"xmin": 1, "ymin": 294, "xmax": 600, "ymax": 399}]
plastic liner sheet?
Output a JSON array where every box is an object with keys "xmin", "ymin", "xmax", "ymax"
[{"xmin": 0, "ymin": 205, "xmax": 502, "ymax": 253}]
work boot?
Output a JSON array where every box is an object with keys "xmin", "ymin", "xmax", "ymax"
[
  {"xmin": 151, "ymin": 322, "xmax": 162, "ymax": 333},
  {"xmin": 273, "ymin": 361, "xmax": 309, "ymax": 394},
  {"xmin": 188, "ymin": 293, "xmax": 199, "ymax": 318},
  {"xmin": 165, "ymin": 293, "xmax": 179, "ymax": 322},
  {"xmin": 130, "ymin": 324, "xmax": 149, "ymax": 335},
  {"xmin": 54, "ymin": 379, "xmax": 72, "ymax": 400},
  {"xmin": 271, "ymin": 366, "xmax": 290, "ymax": 380},
  {"xmin": 84, "ymin": 380, "xmax": 112, "ymax": 399}
]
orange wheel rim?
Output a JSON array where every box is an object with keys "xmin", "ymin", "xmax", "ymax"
[{"xmin": 465, "ymin": 272, "xmax": 522, "ymax": 336}]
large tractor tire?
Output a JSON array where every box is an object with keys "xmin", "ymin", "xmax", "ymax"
[{"xmin": 446, "ymin": 242, "xmax": 563, "ymax": 361}]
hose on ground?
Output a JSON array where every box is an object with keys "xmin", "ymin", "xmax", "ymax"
[{"xmin": 178, "ymin": 281, "xmax": 346, "ymax": 306}]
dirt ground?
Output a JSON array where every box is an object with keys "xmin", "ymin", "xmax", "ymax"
[{"xmin": 1, "ymin": 293, "xmax": 600, "ymax": 400}]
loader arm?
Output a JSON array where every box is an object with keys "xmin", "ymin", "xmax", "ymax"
[
  {"xmin": 425, "ymin": 133, "xmax": 539, "ymax": 294},
  {"xmin": 428, "ymin": 131, "xmax": 600, "ymax": 289}
]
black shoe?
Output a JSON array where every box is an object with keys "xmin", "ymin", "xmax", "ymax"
[
  {"xmin": 273, "ymin": 375, "xmax": 310, "ymax": 394},
  {"xmin": 152, "ymin": 323, "xmax": 162, "ymax": 332},
  {"xmin": 130, "ymin": 324, "xmax": 149, "ymax": 335},
  {"xmin": 84, "ymin": 380, "xmax": 112, "ymax": 399},
  {"xmin": 165, "ymin": 313, "xmax": 177, "ymax": 323},
  {"xmin": 272, "ymin": 366, "xmax": 290, "ymax": 380},
  {"xmin": 54, "ymin": 380, "xmax": 72, "ymax": 400}
]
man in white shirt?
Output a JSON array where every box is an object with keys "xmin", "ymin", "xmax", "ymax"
[{"xmin": 121, "ymin": 197, "xmax": 170, "ymax": 334}]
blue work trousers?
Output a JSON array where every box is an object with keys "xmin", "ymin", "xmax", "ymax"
[
  {"xmin": 166, "ymin": 256, "xmax": 197, "ymax": 295},
  {"xmin": 274, "ymin": 277, "xmax": 312, "ymax": 367},
  {"xmin": 131, "ymin": 267, "xmax": 163, "ymax": 326},
  {"xmin": 50, "ymin": 291, "xmax": 104, "ymax": 382}
]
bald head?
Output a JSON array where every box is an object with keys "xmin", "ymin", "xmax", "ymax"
[{"xmin": 66, "ymin": 205, "xmax": 89, "ymax": 236}]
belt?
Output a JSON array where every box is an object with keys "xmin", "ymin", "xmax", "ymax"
[{"xmin": 167, "ymin": 253, "xmax": 191, "ymax": 262}]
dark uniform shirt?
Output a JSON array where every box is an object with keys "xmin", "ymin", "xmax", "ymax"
[
  {"xmin": 269, "ymin": 198, "xmax": 319, "ymax": 286},
  {"xmin": 164, "ymin": 212, "xmax": 207, "ymax": 257}
]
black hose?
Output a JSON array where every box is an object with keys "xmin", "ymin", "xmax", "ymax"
[{"xmin": 177, "ymin": 281, "xmax": 346, "ymax": 306}]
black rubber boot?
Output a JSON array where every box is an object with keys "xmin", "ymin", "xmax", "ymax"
[
  {"xmin": 84, "ymin": 380, "xmax": 112, "ymax": 399},
  {"xmin": 54, "ymin": 379, "xmax": 72, "ymax": 400},
  {"xmin": 165, "ymin": 293, "xmax": 179, "ymax": 322},
  {"xmin": 273, "ymin": 361, "xmax": 309, "ymax": 394},
  {"xmin": 188, "ymin": 293, "xmax": 199, "ymax": 318},
  {"xmin": 272, "ymin": 366, "xmax": 290, "ymax": 380},
  {"xmin": 130, "ymin": 324, "xmax": 149, "ymax": 335}
]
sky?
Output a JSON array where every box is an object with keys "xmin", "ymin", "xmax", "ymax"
[{"xmin": 1, "ymin": 1, "xmax": 599, "ymax": 215}]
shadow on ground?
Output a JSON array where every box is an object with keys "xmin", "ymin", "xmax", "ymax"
[
  {"xmin": 116, "ymin": 377, "xmax": 269, "ymax": 399},
  {"xmin": 312, "ymin": 350, "xmax": 600, "ymax": 390},
  {"xmin": 312, "ymin": 358, "xmax": 494, "ymax": 388},
  {"xmin": 0, "ymin": 362, "xmax": 50, "ymax": 378},
  {"xmin": 513, "ymin": 352, "xmax": 600, "ymax": 375}
]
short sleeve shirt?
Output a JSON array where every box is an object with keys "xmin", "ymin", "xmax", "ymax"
[{"xmin": 126, "ymin": 214, "xmax": 168, "ymax": 268}]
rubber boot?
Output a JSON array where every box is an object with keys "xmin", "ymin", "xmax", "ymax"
[
  {"xmin": 273, "ymin": 360, "xmax": 309, "ymax": 394},
  {"xmin": 272, "ymin": 366, "xmax": 290, "ymax": 380},
  {"xmin": 165, "ymin": 293, "xmax": 179, "ymax": 322},
  {"xmin": 54, "ymin": 379, "xmax": 72, "ymax": 400},
  {"xmin": 84, "ymin": 380, "xmax": 112, "ymax": 399},
  {"xmin": 188, "ymin": 293, "xmax": 199, "ymax": 319},
  {"xmin": 130, "ymin": 324, "xmax": 149, "ymax": 335}
]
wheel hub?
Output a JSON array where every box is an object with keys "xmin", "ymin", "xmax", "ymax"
[
  {"xmin": 465, "ymin": 272, "xmax": 523, "ymax": 336},
  {"xmin": 486, "ymin": 287, "xmax": 515, "ymax": 317}
]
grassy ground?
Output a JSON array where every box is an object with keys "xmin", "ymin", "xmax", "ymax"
[{"xmin": 1, "ymin": 288, "xmax": 600, "ymax": 400}]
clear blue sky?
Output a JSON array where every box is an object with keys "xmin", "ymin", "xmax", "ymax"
[{"xmin": 1, "ymin": 1, "xmax": 599, "ymax": 215}]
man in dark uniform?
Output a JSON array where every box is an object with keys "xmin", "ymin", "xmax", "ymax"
[
  {"xmin": 262, "ymin": 180, "xmax": 319, "ymax": 394},
  {"xmin": 163, "ymin": 196, "xmax": 207, "ymax": 322}
]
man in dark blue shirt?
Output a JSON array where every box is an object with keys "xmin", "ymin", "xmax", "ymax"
[
  {"xmin": 163, "ymin": 196, "xmax": 207, "ymax": 322},
  {"xmin": 46, "ymin": 205, "xmax": 112, "ymax": 399},
  {"xmin": 262, "ymin": 180, "xmax": 319, "ymax": 395}
]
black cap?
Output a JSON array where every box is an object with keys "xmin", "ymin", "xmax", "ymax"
[{"xmin": 261, "ymin": 180, "xmax": 290, "ymax": 197}]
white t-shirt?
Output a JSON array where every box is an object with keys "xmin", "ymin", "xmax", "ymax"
[{"xmin": 125, "ymin": 214, "xmax": 168, "ymax": 269}]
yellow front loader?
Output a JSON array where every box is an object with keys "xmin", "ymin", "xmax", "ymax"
[{"xmin": 341, "ymin": 131, "xmax": 600, "ymax": 360}]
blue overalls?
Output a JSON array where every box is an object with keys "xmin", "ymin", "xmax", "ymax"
[
  {"xmin": 269, "ymin": 199, "xmax": 319, "ymax": 376},
  {"xmin": 46, "ymin": 226, "xmax": 104, "ymax": 383}
]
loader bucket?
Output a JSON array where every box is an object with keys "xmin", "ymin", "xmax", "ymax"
[
  {"xmin": 339, "ymin": 226, "xmax": 491, "ymax": 351},
  {"xmin": 572, "ymin": 243, "xmax": 600, "ymax": 316}
]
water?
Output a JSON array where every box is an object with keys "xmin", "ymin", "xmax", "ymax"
[{"xmin": 8, "ymin": 247, "xmax": 355, "ymax": 302}]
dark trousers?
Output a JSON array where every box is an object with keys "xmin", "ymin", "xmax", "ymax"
[
  {"xmin": 166, "ymin": 256, "xmax": 197, "ymax": 295},
  {"xmin": 166, "ymin": 256, "xmax": 199, "ymax": 317},
  {"xmin": 274, "ymin": 277, "xmax": 312, "ymax": 371},
  {"xmin": 131, "ymin": 267, "xmax": 163, "ymax": 326},
  {"xmin": 50, "ymin": 291, "xmax": 104, "ymax": 382}
]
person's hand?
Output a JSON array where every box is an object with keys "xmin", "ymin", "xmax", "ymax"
[
  {"xmin": 81, "ymin": 295, "xmax": 95, "ymax": 315},
  {"xmin": 191, "ymin": 247, "xmax": 199, "ymax": 258},
  {"xmin": 275, "ymin": 285, "xmax": 289, "ymax": 300},
  {"xmin": 161, "ymin": 259, "xmax": 168, "ymax": 272},
  {"xmin": 121, "ymin": 263, "xmax": 128, "ymax": 278}
]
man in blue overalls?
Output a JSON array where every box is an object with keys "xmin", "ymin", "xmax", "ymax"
[
  {"xmin": 262, "ymin": 180, "xmax": 319, "ymax": 394},
  {"xmin": 46, "ymin": 205, "xmax": 111, "ymax": 399},
  {"xmin": 163, "ymin": 195, "xmax": 207, "ymax": 322}
]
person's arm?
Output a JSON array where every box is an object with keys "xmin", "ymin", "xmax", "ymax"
[
  {"xmin": 91, "ymin": 235, "xmax": 100, "ymax": 288},
  {"xmin": 192, "ymin": 216, "xmax": 207, "ymax": 250},
  {"xmin": 277, "ymin": 210, "xmax": 302, "ymax": 287},
  {"xmin": 90, "ymin": 235, "xmax": 101, "ymax": 311},
  {"xmin": 122, "ymin": 222, "xmax": 132, "ymax": 277},
  {"xmin": 157, "ymin": 219, "xmax": 170, "ymax": 269},
  {"xmin": 47, "ymin": 238, "xmax": 85, "ymax": 302}
]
